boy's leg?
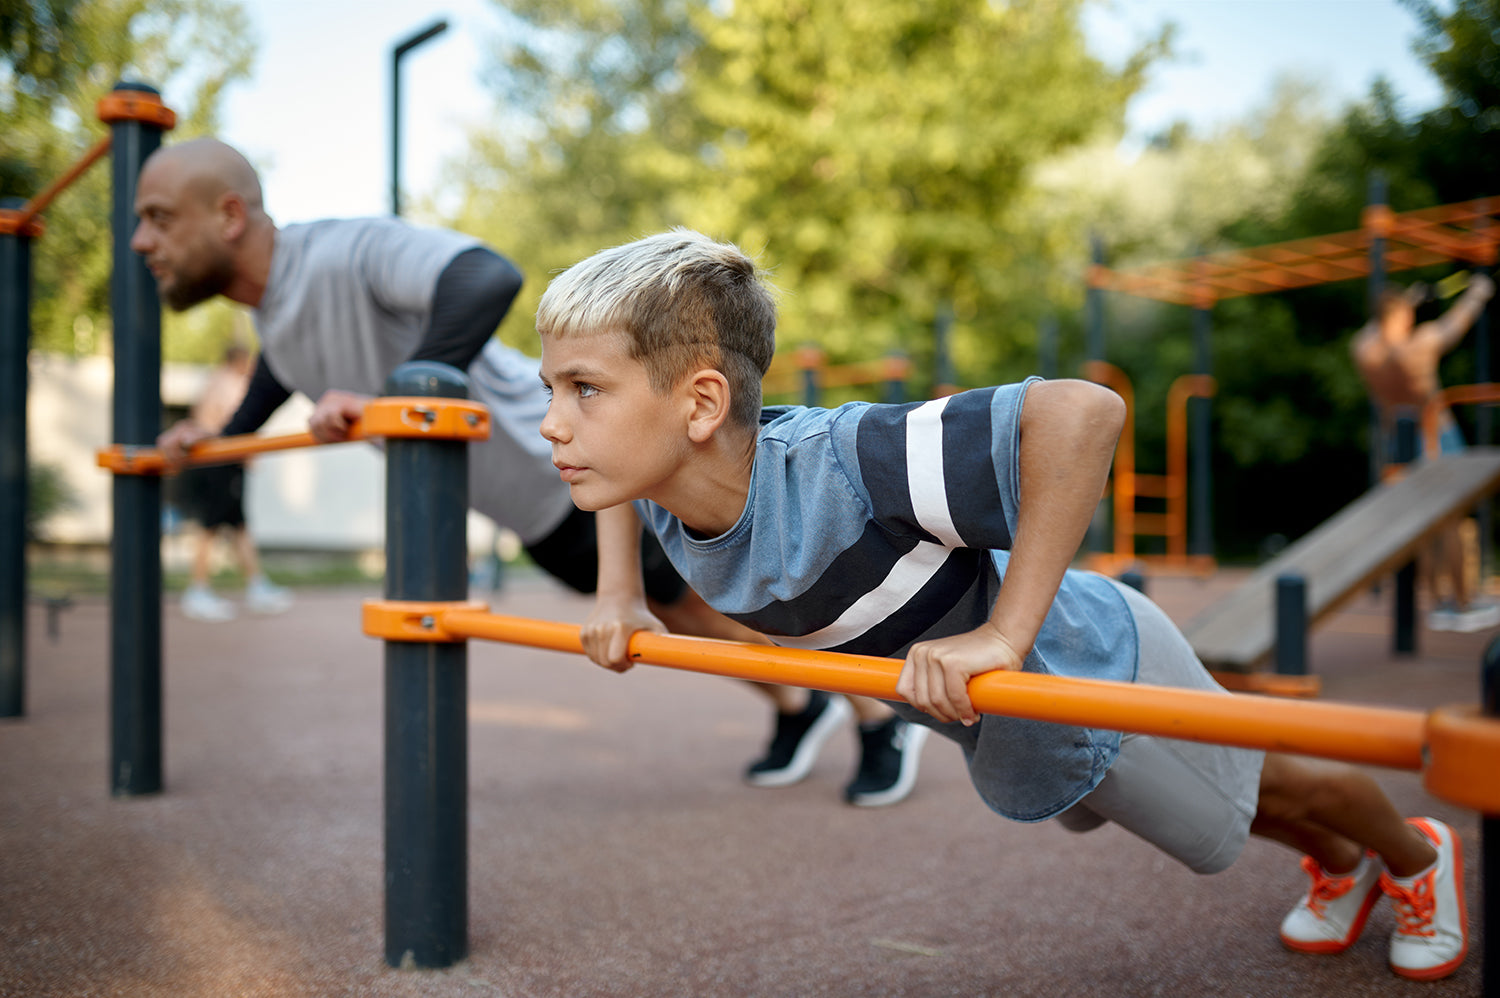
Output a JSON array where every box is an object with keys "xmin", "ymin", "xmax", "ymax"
[{"xmin": 1253, "ymin": 754, "xmax": 1466, "ymax": 978}]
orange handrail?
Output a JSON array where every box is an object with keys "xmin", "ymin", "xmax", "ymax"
[
  {"xmin": 360, "ymin": 605, "xmax": 1500, "ymax": 791},
  {"xmin": 8, "ymin": 135, "xmax": 114, "ymax": 233},
  {"xmin": 97, "ymin": 397, "xmax": 491, "ymax": 474}
]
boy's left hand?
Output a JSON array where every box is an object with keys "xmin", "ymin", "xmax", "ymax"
[{"xmin": 896, "ymin": 622, "xmax": 1022, "ymax": 727}]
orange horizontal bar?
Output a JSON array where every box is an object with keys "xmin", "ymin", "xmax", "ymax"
[
  {"xmin": 98, "ymin": 396, "xmax": 490, "ymax": 475},
  {"xmin": 98, "ymin": 429, "xmax": 345, "ymax": 475},
  {"xmin": 411, "ymin": 608, "xmax": 1437, "ymax": 773}
]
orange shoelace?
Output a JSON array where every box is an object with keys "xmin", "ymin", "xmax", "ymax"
[
  {"xmin": 1299, "ymin": 856, "xmax": 1359, "ymax": 918},
  {"xmin": 1380, "ymin": 871, "xmax": 1437, "ymax": 938}
]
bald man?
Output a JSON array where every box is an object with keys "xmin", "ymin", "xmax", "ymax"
[
  {"xmin": 1352, "ymin": 272, "xmax": 1497, "ymax": 632},
  {"xmin": 138, "ymin": 139, "xmax": 931, "ymax": 806}
]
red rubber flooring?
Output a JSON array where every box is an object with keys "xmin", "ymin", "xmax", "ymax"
[{"xmin": 0, "ymin": 569, "xmax": 1490, "ymax": 997}]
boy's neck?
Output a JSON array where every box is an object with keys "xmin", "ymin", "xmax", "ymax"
[{"xmin": 656, "ymin": 424, "xmax": 756, "ymax": 539}]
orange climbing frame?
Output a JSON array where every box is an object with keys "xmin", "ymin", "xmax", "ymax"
[
  {"xmin": 360, "ymin": 603, "xmax": 1500, "ymax": 812},
  {"xmin": 1422, "ymin": 382, "xmax": 1500, "ymax": 455},
  {"xmin": 1084, "ymin": 361, "xmax": 1216, "ymax": 574}
]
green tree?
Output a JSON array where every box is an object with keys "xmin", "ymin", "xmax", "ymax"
[
  {"xmin": 452, "ymin": 0, "xmax": 1161, "ymax": 391},
  {"xmin": 2, "ymin": 0, "xmax": 254, "ymax": 360}
]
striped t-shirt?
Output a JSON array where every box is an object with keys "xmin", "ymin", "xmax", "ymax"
[{"xmin": 638, "ymin": 379, "xmax": 1139, "ymax": 821}]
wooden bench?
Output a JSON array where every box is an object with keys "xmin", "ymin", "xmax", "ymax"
[{"xmin": 1184, "ymin": 449, "xmax": 1500, "ymax": 673}]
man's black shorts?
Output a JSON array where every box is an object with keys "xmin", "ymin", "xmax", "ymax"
[
  {"xmin": 522, "ymin": 505, "xmax": 688, "ymax": 606},
  {"xmin": 185, "ymin": 463, "xmax": 246, "ymax": 530}
]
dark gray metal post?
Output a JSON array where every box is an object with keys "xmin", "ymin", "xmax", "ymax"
[
  {"xmin": 933, "ymin": 301, "xmax": 955, "ymax": 395},
  {"xmin": 1275, "ymin": 574, "xmax": 1308, "ymax": 676},
  {"xmin": 882, "ymin": 353, "xmax": 906, "ymax": 405},
  {"xmin": 1475, "ymin": 263, "xmax": 1492, "ymax": 587},
  {"xmin": 1366, "ymin": 172, "xmax": 1388, "ymax": 490},
  {"xmin": 1119, "ymin": 570, "xmax": 1145, "ymax": 595},
  {"xmin": 1482, "ymin": 637, "xmax": 1498, "ymax": 995},
  {"xmin": 1190, "ymin": 303, "xmax": 1214, "ymax": 559},
  {"xmin": 0, "ymin": 198, "xmax": 34, "ymax": 718},
  {"xmin": 1392, "ymin": 417, "xmax": 1418, "ymax": 656},
  {"xmin": 390, "ymin": 19, "xmax": 448, "ymax": 216},
  {"xmin": 800, "ymin": 354, "xmax": 819, "ymax": 408},
  {"xmin": 1085, "ymin": 237, "xmax": 1106, "ymax": 556},
  {"xmin": 1037, "ymin": 313, "xmax": 1058, "ymax": 380},
  {"xmin": 383, "ymin": 361, "xmax": 470, "ymax": 968},
  {"xmin": 107, "ymin": 83, "xmax": 167, "ymax": 795}
]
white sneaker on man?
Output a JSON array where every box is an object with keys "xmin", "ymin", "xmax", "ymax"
[
  {"xmin": 182, "ymin": 584, "xmax": 236, "ymax": 622},
  {"xmin": 246, "ymin": 576, "xmax": 294, "ymax": 615},
  {"xmin": 1379, "ymin": 817, "xmax": 1468, "ymax": 981}
]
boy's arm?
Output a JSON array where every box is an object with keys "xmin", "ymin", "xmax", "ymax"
[
  {"xmin": 896, "ymin": 379, "xmax": 1125, "ymax": 726},
  {"xmin": 580, "ymin": 502, "xmax": 665, "ymax": 673}
]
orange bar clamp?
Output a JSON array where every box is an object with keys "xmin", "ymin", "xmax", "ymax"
[
  {"xmin": 97, "ymin": 396, "xmax": 491, "ymax": 475},
  {"xmin": 356, "ymin": 604, "xmax": 1500, "ymax": 805}
]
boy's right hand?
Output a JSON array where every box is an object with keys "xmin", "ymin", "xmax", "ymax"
[
  {"xmin": 580, "ymin": 594, "xmax": 665, "ymax": 673},
  {"xmin": 156, "ymin": 418, "xmax": 213, "ymax": 469}
]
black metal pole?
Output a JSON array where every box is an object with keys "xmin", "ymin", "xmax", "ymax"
[
  {"xmin": 1367, "ymin": 172, "xmax": 1388, "ymax": 491},
  {"xmin": 1482, "ymin": 636, "xmax": 1498, "ymax": 996},
  {"xmin": 1475, "ymin": 262, "xmax": 1492, "ymax": 587},
  {"xmin": 1393, "ymin": 417, "xmax": 1418, "ymax": 657},
  {"xmin": 1190, "ymin": 303, "xmax": 1214, "ymax": 559},
  {"xmin": 383, "ymin": 361, "xmax": 470, "ymax": 968},
  {"xmin": 1275, "ymin": 574, "xmax": 1308, "ymax": 676},
  {"xmin": 0, "ymin": 199, "xmax": 33, "ymax": 718},
  {"xmin": 390, "ymin": 19, "xmax": 448, "ymax": 217},
  {"xmin": 107, "ymin": 83, "xmax": 167, "ymax": 796},
  {"xmin": 1086, "ymin": 236, "xmax": 1106, "ymax": 557},
  {"xmin": 1038, "ymin": 313, "xmax": 1058, "ymax": 380}
]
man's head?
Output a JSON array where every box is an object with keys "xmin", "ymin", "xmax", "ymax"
[
  {"xmin": 1375, "ymin": 284, "xmax": 1421, "ymax": 336},
  {"xmin": 130, "ymin": 138, "xmax": 269, "ymax": 310},
  {"xmin": 536, "ymin": 228, "xmax": 777, "ymax": 430}
]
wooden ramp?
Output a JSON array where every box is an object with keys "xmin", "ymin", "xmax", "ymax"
[{"xmin": 1184, "ymin": 449, "xmax": 1500, "ymax": 671}]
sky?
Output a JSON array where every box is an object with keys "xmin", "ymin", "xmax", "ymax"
[{"xmin": 196, "ymin": 0, "xmax": 1450, "ymax": 227}]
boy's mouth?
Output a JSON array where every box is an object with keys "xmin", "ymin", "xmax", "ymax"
[{"xmin": 553, "ymin": 462, "xmax": 584, "ymax": 482}]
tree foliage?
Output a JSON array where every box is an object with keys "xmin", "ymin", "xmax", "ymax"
[
  {"xmin": 452, "ymin": 0, "xmax": 1162, "ymax": 392},
  {"xmin": 2, "ymin": 0, "xmax": 253, "ymax": 360}
]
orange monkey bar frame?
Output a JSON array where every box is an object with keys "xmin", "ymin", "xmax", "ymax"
[
  {"xmin": 1089, "ymin": 196, "xmax": 1500, "ymax": 306},
  {"xmin": 361, "ymin": 602, "xmax": 1500, "ymax": 813}
]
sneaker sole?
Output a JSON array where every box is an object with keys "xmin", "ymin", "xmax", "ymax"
[
  {"xmin": 1390, "ymin": 818, "xmax": 1467, "ymax": 981},
  {"xmin": 846, "ymin": 724, "xmax": 930, "ymax": 808},
  {"xmin": 745, "ymin": 696, "xmax": 852, "ymax": 788}
]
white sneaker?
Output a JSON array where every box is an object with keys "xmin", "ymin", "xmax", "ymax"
[
  {"xmin": 1279, "ymin": 851, "xmax": 1384, "ymax": 954},
  {"xmin": 246, "ymin": 577, "xmax": 294, "ymax": 615},
  {"xmin": 182, "ymin": 584, "xmax": 236, "ymax": 622},
  {"xmin": 1380, "ymin": 817, "xmax": 1468, "ymax": 981}
]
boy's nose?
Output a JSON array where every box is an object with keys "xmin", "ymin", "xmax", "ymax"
[{"xmin": 539, "ymin": 405, "xmax": 568, "ymax": 444}]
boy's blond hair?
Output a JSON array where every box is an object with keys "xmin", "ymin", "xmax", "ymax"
[{"xmin": 537, "ymin": 229, "xmax": 777, "ymax": 429}]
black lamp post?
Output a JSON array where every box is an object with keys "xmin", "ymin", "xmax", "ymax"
[{"xmin": 390, "ymin": 19, "xmax": 449, "ymax": 216}]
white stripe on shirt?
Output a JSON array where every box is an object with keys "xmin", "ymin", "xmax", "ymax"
[
  {"xmin": 907, "ymin": 396, "xmax": 963, "ymax": 547},
  {"xmin": 769, "ymin": 540, "xmax": 953, "ymax": 649}
]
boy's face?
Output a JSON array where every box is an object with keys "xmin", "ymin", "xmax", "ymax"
[{"xmin": 539, "ymin": 328, "xmax": 691, "ymax": 511}]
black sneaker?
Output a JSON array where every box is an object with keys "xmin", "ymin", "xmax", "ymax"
[
  {"xmin": 843, "ymin": 717, "xmax": 929, "ymax": 807},
  {"xmin": 744, "ymin": 691, "xmax": 851, "ymax": 787}
]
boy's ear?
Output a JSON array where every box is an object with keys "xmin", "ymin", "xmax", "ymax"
[{"xmin": 684, "ymin": 368, "xmax": 732, "ymax": 443}]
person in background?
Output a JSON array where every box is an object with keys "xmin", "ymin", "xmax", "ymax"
[
  {"xmin": 1351, "ymin": 272, "xmax": 1496, "ymax": 632},
  {"xmin": 176, "ymin": 342, "xmax": 293, "ymax": 621}
]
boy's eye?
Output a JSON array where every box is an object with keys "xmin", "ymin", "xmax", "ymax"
[{"xmin": 577, "ymin": 383, "xmax": 599, "ymax": 398}]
